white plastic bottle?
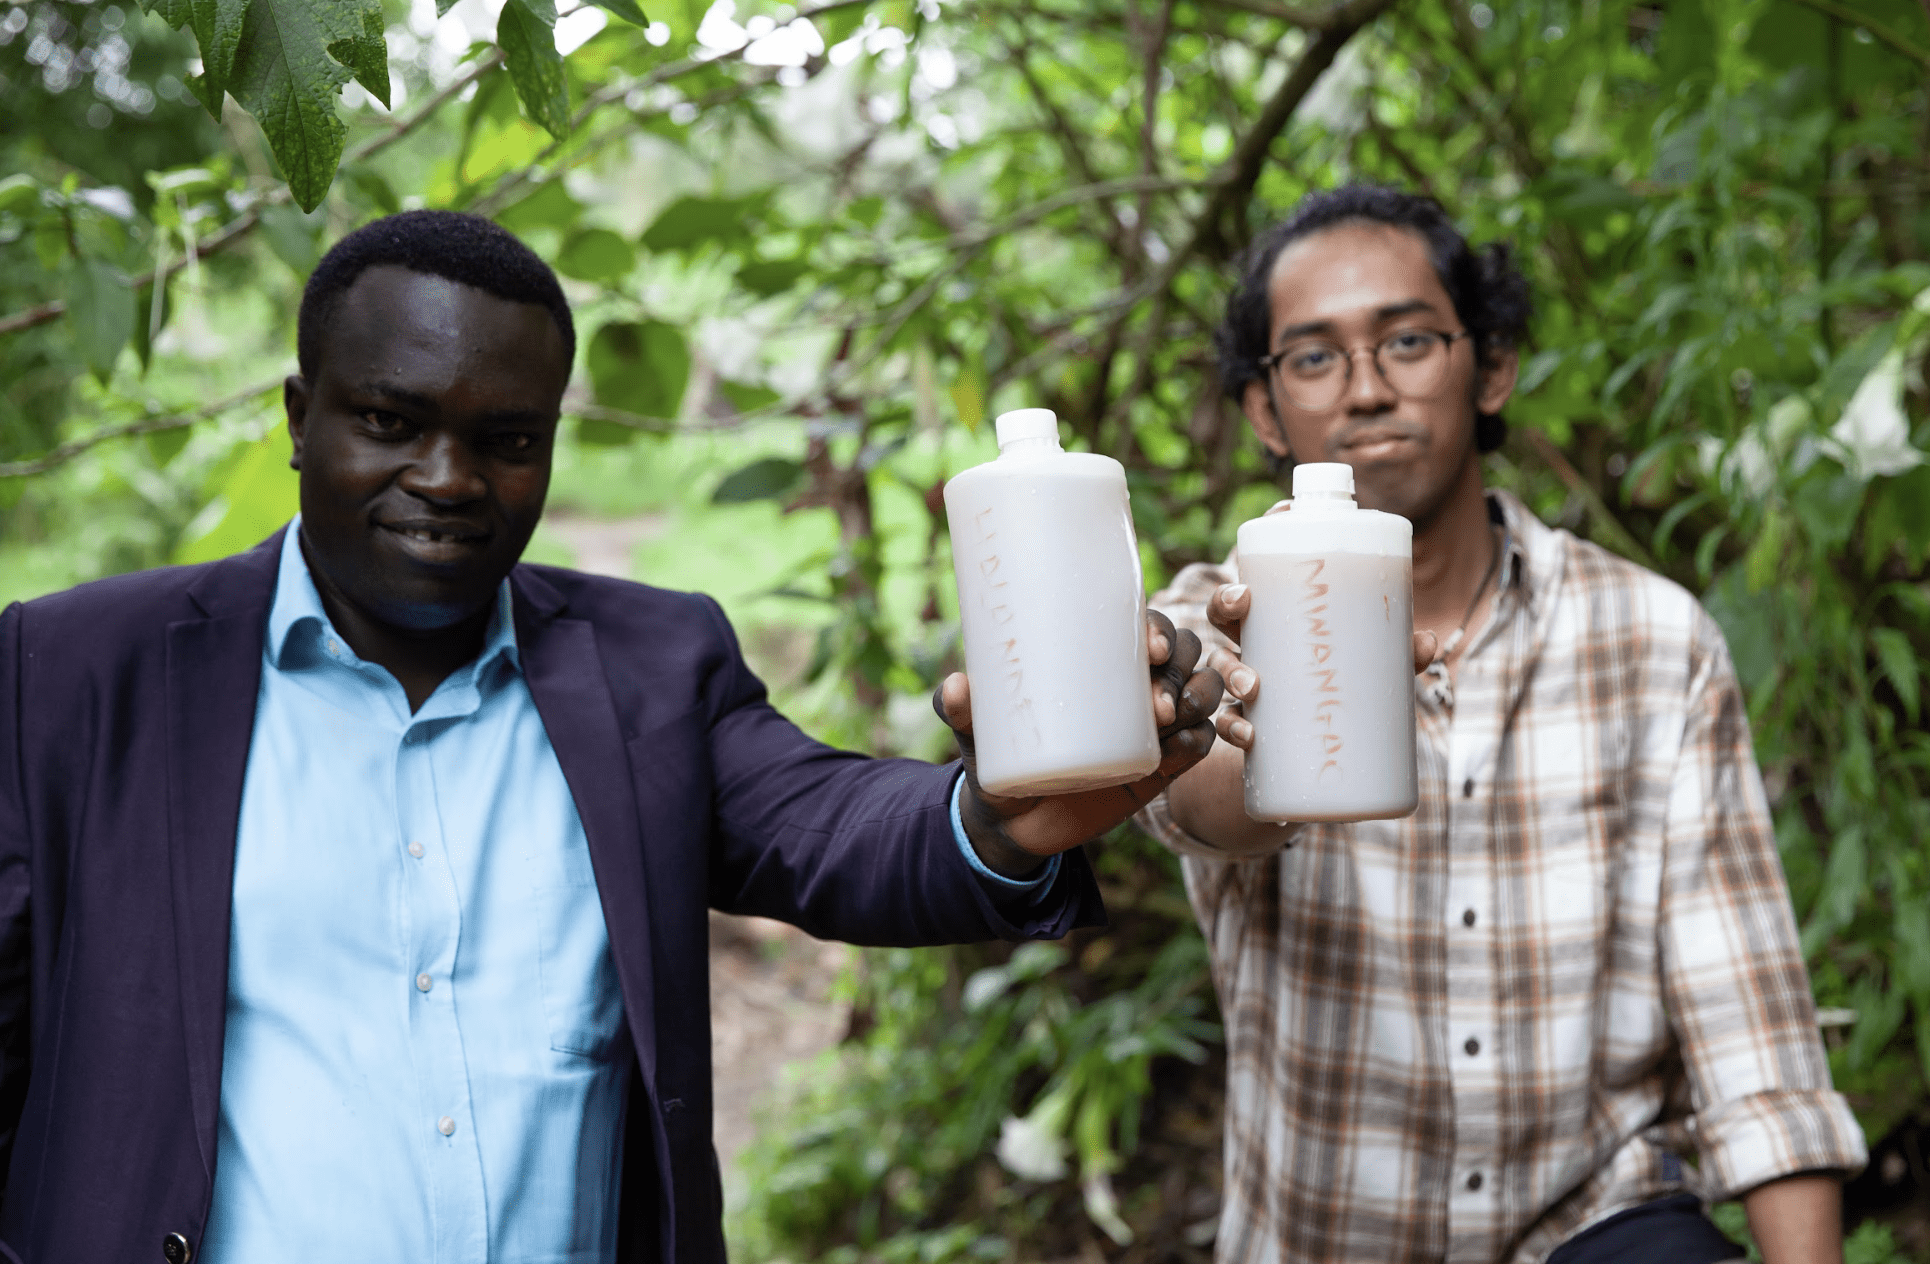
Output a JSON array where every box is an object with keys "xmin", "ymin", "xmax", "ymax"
[
  {"xmin": 1237, "ymin": 463, "xmax": 1418, "ymax": 822},
  {"xmin": 944, "ymin": 408, "xmax": 1161, "ymax": 796}
]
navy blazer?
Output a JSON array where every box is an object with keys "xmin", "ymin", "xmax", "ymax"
[{"xmin": 0, "ymin": 531, "xmax": 1103, "ymax": 1264}]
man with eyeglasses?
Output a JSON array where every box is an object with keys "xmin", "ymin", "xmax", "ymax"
[{"xmin": 1138, "ymin": 186, "xmax": 1865, "ymax": 1263}]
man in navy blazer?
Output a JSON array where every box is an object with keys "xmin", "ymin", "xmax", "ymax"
[{"xmin": 0, "ymin": 211, "xmax": 1222, "ymax": 1263}]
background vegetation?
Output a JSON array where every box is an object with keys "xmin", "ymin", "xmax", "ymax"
[{"xmin": 4, "ymin": 0, "xmax": 1930, "ymax": 1257}]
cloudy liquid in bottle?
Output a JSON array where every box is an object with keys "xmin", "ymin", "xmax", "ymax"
[{"xmin": 1237, "ymin": 464, "xmax": 1418, "ymax": 822}]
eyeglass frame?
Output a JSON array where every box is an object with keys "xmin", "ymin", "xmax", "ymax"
[{"xmin": 1257, "ymin": 327, "xmax": 1473, "ymax": 412}]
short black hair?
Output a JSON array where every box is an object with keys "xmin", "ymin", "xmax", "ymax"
[
  {"xmin": 297, "ymin": 209, "xmax": 576, "ymax": 377},
  {"xmin": 1216, "ymin": 184, "xmax": 1533, "ymax": 453}
]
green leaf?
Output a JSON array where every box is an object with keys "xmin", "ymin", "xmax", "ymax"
[
  {"xmin": 815, "ymin": 3, "xmax": 870, "ymax": 46},
  {"xmin": 0, "ymin": 174, "xmax": 41, "ymax": 217},
  {"xmin": 719, "ymin": 380, "xmax": 781, "ymax": 412},
  {"xmin": 224, "ymin": 0, "xmax": 384, "ymax": 211},
  {"xmin": 495, "ymin": 179, "xmax": 584, "ymax": 234},
  {"xmin": 339, "ymin": 164, "xmax": 401, "ymax": 215},
  {"xmin": 712, "ymin": 456, "xmax": 804, "ymax": 504},
  {"xmin": 257, "ymin": 202, "xmax": 323, "ymax": 277},
  {"xmin": 1871, "ymin": 628, "xmax": 1920, "ymax": 721},
  {"xmin": 583, "ymin": 0, "xmax": 649, "ymax": 25},
  {"xmin": 554, "ymin": 227, "xmax": 635, "ymax": 282},
  {"xmin": 64, "ymin": 258, "xmax": 135, "ymax": 383},
  {"xmin": 326, "ymin": 0, "xmax": 391, "ymax": 108},
  {"xmin": 641, "ymin": 195, "xmax": 758, "ymax": 253},
  {"xmin": 587, "ymin": 319, "xmax": 689, "ymax": 419},
  {"xmin": 1743, "ymin": 509, "xmax": 1789, "ymax": 593},
  {"xmin": 145, "ymin": 425, "xmax": 193, "ymax": 467},
  {"xmin": 131, "ymin": 275, "xmax": 172, "ymax": 372},
  {"xmin": 737, "ymin": 257, "xmax": 809, "ymax": 296},
  {"xmin": 175, "ymin": 423, "xmax": 300, "ymax": 564},
  {"xmin": 1801, "ymin": 826, "xmax": 1866, "ymax": 957},
  {"xmin": 949, "ymin": 360, "xmax": 985, "ymax": 433},
  {"xmin": 149, "ymin": 0, "xmax": 249, "ymax": 119},
  {"xmin": 498, "ymin": 0, "xmax": 570, "ymax": 141}
]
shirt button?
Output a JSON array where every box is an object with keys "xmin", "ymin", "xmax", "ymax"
[
  {"xmin": 408, "ymin": 841, "xmax": 425, "ymax": 858},
  {"xmin": 416, "ymin": 973, "xmax": 433, "ymax": 992},
  {"xmin": 1462, "ymin": 777, "xmax": 1474, "ymax": 798},
  {"xmin": 438, "ymin": 1116, "xmax": 457, "ymax": 1136},
  {"xmin": 163, "ymin": 1232, "xmax": 194, "ymax": 1264},
  {"xmin": 1462, "ymin": 908, "xmax": 1478, "ymax": 928},
  {"xmin": 1464, "ymin": 1036, "xmax": 1481, "ymax": 1056},
  {"xmin": 1466, "ymin": 1171, "xmax": 1484, "ymax": 1191}
]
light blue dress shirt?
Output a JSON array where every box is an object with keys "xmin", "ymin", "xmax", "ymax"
[
  {"xmin": 201, "ymin": 523, "xmax": 1057, "ymax": 1262},
  {"xmin": 203, "ymin": 524, "xmax": 628, "ymax": 1264}
]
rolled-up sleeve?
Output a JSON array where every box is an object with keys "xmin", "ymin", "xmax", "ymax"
[{"xmin": 1660, "ymin": 614, "xmax": 1867, "ymax": 1196}]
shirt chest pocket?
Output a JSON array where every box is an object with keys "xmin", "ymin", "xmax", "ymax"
[{"xmin": 534, "ymin": 860, "xmax": 624, "ymax": 1060}]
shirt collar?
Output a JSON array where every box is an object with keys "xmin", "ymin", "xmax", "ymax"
[
  {"xmin": 1485, "ymin": 487, "xmax": 1558, "ymax": 614},
  {"xmin": 266, "ymin": 517, "xmax": 521, "ymax": 676}
]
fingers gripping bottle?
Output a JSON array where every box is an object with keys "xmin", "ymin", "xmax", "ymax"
[
  {"xmin": 944, "ymin": 408, "xmax": 1161, "ymax": 796},
  {"xmin": 1238, "ymin": 462, "xmax": 1418, "ymax": 822}
]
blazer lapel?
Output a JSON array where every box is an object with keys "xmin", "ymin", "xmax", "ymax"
[
  {"xmin": 166, "ymin": 534, "xmax": 280, "ymax": 1179},
  {"xmin": 513, "ymin": 570, "xmax": 659, "ymax": 1090}
]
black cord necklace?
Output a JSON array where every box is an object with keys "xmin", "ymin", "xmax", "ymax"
[{"xmin": 1421, "ymin": 525, "xmax": 1506, "ymax": 709}]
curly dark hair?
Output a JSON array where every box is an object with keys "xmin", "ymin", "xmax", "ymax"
[
  {"xmin": 1216, "ymin": 185, "xmax": 1533, "ymax": 453},
  {"xmin": 297, "ymin": 210, "xmax": 575, "ymax": 377}
]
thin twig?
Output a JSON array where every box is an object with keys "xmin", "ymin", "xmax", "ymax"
[
  {"xmin": 1511, "ymin": 426, "xmax": 1655, "ymax": 568},
  {"xmin": 1195, "ymin": 0, "xmax": 1346, "ymax": 29},
  {"xmin": 1788, "ymin": 0, "xmax": 1930, "ymax": 66},
  {"xmin": 0, "ymin": 378, "xmax": 283, "ymax": 478}
]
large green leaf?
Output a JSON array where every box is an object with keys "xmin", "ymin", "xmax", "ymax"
[
  {"xmin": 641, "ymin": 195, "xmax": 760, "ymax": 253},
  {"xmin": 712, "ymin": 457, "xmax": 804, "ymax": 504},
  {"xmin": 498, "ymin": 0, "xmax": 570, "ymax": 141},
  {"xmin": 555, "ymin": 228, "xmax": 636, "ymax": 282},
  {"xmin": 586, "ymin": 319, "xmax": 690, "ymax": 422},
  {"xmin": 327, "ymin": 1, "xmax": 392, "ymax": 108},
  {"xmin": 64, "ymin": 258, "xmax": 135, "ymax": 383},
  {"xmin": 224, "ymin": 0, "xmax": 389, "ymax": 211},
  {"xmin": 144, "ymin": 0, "xmax": 248, "ymax": 119}
]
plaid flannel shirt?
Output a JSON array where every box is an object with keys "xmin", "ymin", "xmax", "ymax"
[{"xmin": 1138, "ymin": 488, "xmax": 1865, "ymax": 1264}]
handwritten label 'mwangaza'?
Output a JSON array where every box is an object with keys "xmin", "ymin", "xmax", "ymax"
[
  {"xmin": 970, "ymin": 506, "xmax": 1041, "ymax": 752},
  {"xmin": 1300, "ymin": 558, "xmax": 1342, "ymax": 780}
]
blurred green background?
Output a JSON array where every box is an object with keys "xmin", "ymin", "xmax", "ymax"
[{"xmin": 5, "ymin": 0, "xmax": 1930, "ymax": 1257}]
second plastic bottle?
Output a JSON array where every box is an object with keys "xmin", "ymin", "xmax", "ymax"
[
  {"xmin": 944, "ymin": 408, "xmax": 1161, "ymax": 796},
  {"xmin": 1238, "ymin": 462, "xmax": 1418, "ymax": 822}
]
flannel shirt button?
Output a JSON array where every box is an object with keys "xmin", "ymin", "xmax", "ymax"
[
  {"xmin": 1462, "ymin": 908, "xmax": 1477, "ymax": 927},
  {"xmin": 1462, "ymin": 778, "xmax": 1474, "ymax": 797},
  {"xmin": 1464, "ymin": 1036, "xmax": 1480, "ymax": 1056},
  {"xmin": 1466, "ymin": 1171, "xmax": 1484, "ymax": 1191}
]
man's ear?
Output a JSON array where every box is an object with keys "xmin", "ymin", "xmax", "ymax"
[
  {"xmin": 1240, "ymin": 379, "xmax": 1290, "ymax": 459},
  {"xmin": 1475, "ymin": 346, "xmax": 1520, "ymax": 416},
  {"xmin": 284, "ymin": 374, "xmax": 309, "ymax": 471}
]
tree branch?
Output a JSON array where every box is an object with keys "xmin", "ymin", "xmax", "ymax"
[
  {"xmin": 1510, "ymin": 426, "xmax": 1656, "ymax": 568},
  {"xmin": 1195, "ymin": 0, "xmax": 1353, "ymax": 30},
  {"xmin": 1163, "ymin": 0, "xmax": 1397, "ymax": 270},
  {"xmin": 0, "ymin": 378, "xmax": 282, "ymax": 478},
  {"xmin": 1788, "ymin": 0, "xmax": 1930, "ymax": 66}
]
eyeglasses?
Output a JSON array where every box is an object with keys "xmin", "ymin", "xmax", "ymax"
[{"xmin": 1258, "ymin": 328, "xmax": 1470, "ymax": 413}]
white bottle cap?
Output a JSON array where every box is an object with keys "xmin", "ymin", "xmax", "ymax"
[
  {"xmin": 1292, "ymin": 462, "xmax": 1355, "ymax": 499},
  {"xmin": 995, "ymin": 408, "xmax": 1061, "ymax": 448}
]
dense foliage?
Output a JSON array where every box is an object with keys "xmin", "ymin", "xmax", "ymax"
[{"xmin": 4, "ymin": 0, "xmax": 1930, "ymax": 1257}]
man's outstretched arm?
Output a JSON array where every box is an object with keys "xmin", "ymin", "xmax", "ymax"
[{"xmin": 1744, "ymin": 1173, "xmax": 1842, "ymax": 1264}]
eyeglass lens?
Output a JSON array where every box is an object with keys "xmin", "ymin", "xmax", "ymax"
[{"xmin": 1270, "ymin": 330, "xmax": 1456, "ymax": 412}]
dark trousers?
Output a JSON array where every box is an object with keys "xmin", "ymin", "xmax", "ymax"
[{"xmin": 1546, "ymin": 1194, "xmax": 1746, "ymax": 1264}]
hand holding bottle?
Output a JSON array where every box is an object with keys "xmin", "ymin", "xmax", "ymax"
[
  {"xmin": 933, "ymin": 607, "xmax": 1223, "ymax": 877},
  {"xmin": 1204, "ymin": 560, "xmax": 1439, "ymax": 754}
]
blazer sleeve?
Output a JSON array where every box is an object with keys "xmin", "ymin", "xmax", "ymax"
[
  {"xmin": 0, "ymin": 605, "xmax": 33, "ymax": 1199},
  {"xmin": 692, "ymin": 595, "xmax": 1104, "ymax": 945}
]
